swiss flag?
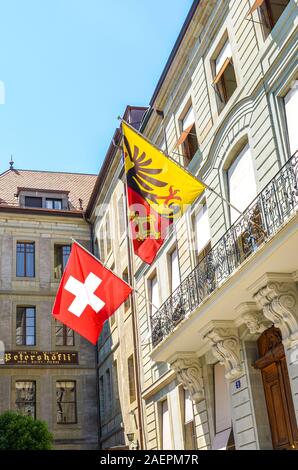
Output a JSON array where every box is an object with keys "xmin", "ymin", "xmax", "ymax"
[{"xmin": 52, "ymin": 242, "xmax": 132, "ymax": 344}]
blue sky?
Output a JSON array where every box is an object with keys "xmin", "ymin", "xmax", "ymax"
[{"xmin": 0, "ymin": 0, "xmax": 193, "ymax": 175}]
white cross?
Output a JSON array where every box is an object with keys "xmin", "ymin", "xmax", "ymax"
[{"xmin": 64, "ymin": 272, "xmax": 105, "ymax": 317}]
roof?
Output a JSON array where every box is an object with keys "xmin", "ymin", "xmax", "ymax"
[
  {"xmin": 0, "ymin": 168, "xmax": 97, "ymax": 212},
  {"xmin": 86, "ymin": 105, "xmax": 148, "ymax": 218}
]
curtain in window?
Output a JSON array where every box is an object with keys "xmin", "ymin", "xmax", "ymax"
[
  {"xmin": 161, "ymin": 400, "xmax": 173, "ymax": 449},
  {"xmin": 195, "ymin": 203, "xmax": 211, "ymax": 255},
  {"xmin": 228, "ymin": 144, "xmax": 257, "ymax": 224},
  {"xmin": 284, "ymin": 86, "xmax": 298, "ymax": 156}
]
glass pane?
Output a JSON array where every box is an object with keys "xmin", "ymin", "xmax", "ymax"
[
  {"xmin": 26, "ymin": 336, "xmax": 35, "ymax": 346},
  {"xmin": 66, "ymin": 328, "xmax": 74, "ymax": 346},
  {"xmin": 15, "ymin": 381, "xmax": 36, "ymax": 418},
  {"xmin": 56, "ymin": 381, "xmax": 76, "ymax": 424},
  {"xmin": 24, "ymin": 197, "xmax": 42, "ymax": 208},
  {"xmin": 62, "ymin": 246, "xmax": 71, "ymax": 270},
  {"xmin": 54, "ymin": 200, "xmax": 62, "ymax": 209},
  {"xmin": 26, "ymin": 308, "xmax": 35, "ymax": 318},
  {"xmin": 16, "ymin": 308, "xmax": 25, "ymax": 344},
  {"xmin": 57, "ymin": 403, "xmax": 76, "ymax": 424},
  {"xmin": 16, "ymin": 250, "xmax": 25, "ymax": 277},
  {"xmin": 26, "ymin": 326, "xmax": 35, "ymax": 336},
  {"xmin": 45, "ymin": 199, "xmax": 53, "ymax": 209},
  {"xmin": 26, "ymin": 251, "xmax": 35, "ymax": 277}
]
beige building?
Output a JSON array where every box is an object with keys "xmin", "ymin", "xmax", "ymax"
[
  {"xmin": 0, "ymin": 165, "xmax": 98, "ymax": 449},
  {"xmin": 86, "ymin": 106, "xmax": 147, "ymax": 450},
  {"xmin": 131, "ymin": 0, "xmax": 298, "ymax": 451}
]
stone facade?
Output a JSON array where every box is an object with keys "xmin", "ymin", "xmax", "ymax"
[
  {"xmin": 0, "ymin": 177, "xmax": 98, "ymax": 449},
  {"xmin": 130, "ymin": 0, "xmax": 298, "ymax": 451}
]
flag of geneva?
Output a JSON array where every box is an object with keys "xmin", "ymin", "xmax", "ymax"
[{"xmin": 52, "ymin": 242, "xmax": 132, "ymax": 344}]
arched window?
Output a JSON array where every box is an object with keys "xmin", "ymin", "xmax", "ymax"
[{"xmin": 227, "ymin": 144, "xmax": 257, "ymax": 224}]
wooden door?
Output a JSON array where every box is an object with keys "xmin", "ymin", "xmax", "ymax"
[{"xmin": 255, "ymin": 327, "xmax": 298, "ymax": 450}]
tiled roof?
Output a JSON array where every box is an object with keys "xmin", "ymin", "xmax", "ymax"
[{"xmin": 0, "ymin": 168, "xmax": 97, "ymax": 211}]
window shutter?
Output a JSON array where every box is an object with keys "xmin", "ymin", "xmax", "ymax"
[
  {"xmin": 170, "ymin": 249, "xmax": 180, "ymax": 292},
  {"xmin": 228, "ymin": 144, "xmax": 257, "ymax": 224},
  {"xmin": 162, "ymin": 400, "xmax": 173, "ymax": 449},
  {"xmin": 184, "ymin": 389, "xmax": 194, "ymax": 424},
  {"xmin": 284, "ymin": 86, "xmax": 298, "ymax": 156},
  {"xmin": 195, "ymin": 203, "xmax": 211, "ymax": 254}
]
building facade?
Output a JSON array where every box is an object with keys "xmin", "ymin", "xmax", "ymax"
[
  {"xmin": 0, "ymin": 166, "xmax": 98, "ymax": 449},
  {"xmin": 131, "ymin": 0, "xmax": 298, "ymax": 451},
  {"xmin": 86, "ymin": 106, "xmax": 147, "ymax": 450}
]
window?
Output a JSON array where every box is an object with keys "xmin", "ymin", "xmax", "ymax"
[
  {"xmin": 284, "ymin": 85, "xmax": 298, "ymax": 156},
  {"xmin": 118, "ymin": 194, "xmax": 126, "ymax": 237},
  {"xmin": 184, "ymin": 389, "xmax": 197, "ymax": 450},
  {"xmin": 54, "ymin": 245, "xmax": 71, "ymax": 279},
  {"xmin": 56, "ymin": 381, "xmax": 77, "ymax": 424},
  {"xmin": 110, "ymin": 263, "xmax": 116, "ymax": 326},
  {"xmin": 161, "ymin": 399, "xmax": 173, "ymax": 449},
  {"xmin": 149, "ymin": 274, "xmax": 160, "ymax": 316},
  {"xmin": 55, "ymin": 321, "xmax": 74, "ymax": 346},
  {"xmin": 15, "ymin": 381, "xmax": 36, "ymax": 418},
  {"xmin": 105, "ymin": 369, "xmax": 112, "ymax": 415},
  {"xmin": 16, "ymin": 242, "xmax": 35, "ymax": 277},
  {"xmin": 128, "ymin": 354, "xmax": 136, "ymax": 404},
  {"xmin": 24, "ymin": 196, "xmax": 42, "ymax": 208},
  {"xmin": 99, "ymin": 226, "xmax": 105, "ymax": 261},
  {"xmin": 46, "ymin": 198, "xmax": 62, "ymax": 210},
  {"xmin": 213, "ymin": 40, "xmax": 237, "ymax": 107},
  {"xmin": 194, "ymin": 202, "xmax": 211, "ymax": 261},
  {"xmin": 113, "ymin": 361, "xmax": 120, "ymax": 412},
  {"xmin": 248, "ymin": 0, "xmax": 290, "ymax": 39},
  {"xmin": 211, "ymin": 363, "xmax": 234, "ymax": 450},
  {"xmin": 176, "ymin": 106, "xmax": 198, "ymax": 166},
  {"xmin": 123, "ymin": 268, "xmax": 131, "ymax": 312},
  {"xmin": 106, "ymin": 213, "xmax": 112, "ymax": 254},
  {"xmin": 170, "ymin": 248, "xmax": 180, "ymax": 293},
  {"xmin": 99, "ymin": 375, "xmax": 105, "ymax": 417},
  {"xmin": 16, "ymin": 307, "xmax": 36, "ymax": 346},
  {"xmin": 227, "ymin": 144, "xmax": 257, "ymax": 224}
]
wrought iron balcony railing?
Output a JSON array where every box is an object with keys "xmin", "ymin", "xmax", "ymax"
[{"xmin": 151, "ymin": 152, "xmax": 298, "ymax": 347}]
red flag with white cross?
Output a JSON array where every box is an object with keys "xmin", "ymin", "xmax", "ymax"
[{"xmin": 52, "ymin": 242, "xmax": 132, "ymax": 344}]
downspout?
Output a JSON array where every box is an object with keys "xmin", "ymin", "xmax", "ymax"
[
  {"xmin": 86, "ymin": 216, "xmax": 102, "ymax": 450},
  {"xmin": 123, "ymin": 180, "xmax": 145, "ymax": 450}
]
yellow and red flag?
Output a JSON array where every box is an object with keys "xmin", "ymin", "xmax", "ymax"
[{"xmin": 122, "ymin": 122, "xmax": 205, "ymax": 264}]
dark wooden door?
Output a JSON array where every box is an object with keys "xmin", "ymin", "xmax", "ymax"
[{"xmin": 255, "ymin": 327, "xmax": 298, "ymax": 450}]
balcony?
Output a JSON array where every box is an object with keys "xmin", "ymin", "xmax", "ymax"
[{"xmin": 151, "ymin": 152, "xmax": 298, "ymax": 348}]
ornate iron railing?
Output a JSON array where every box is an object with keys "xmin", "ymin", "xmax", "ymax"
[{"xmin": 151, "ymin": 152, "xmax": 298, "ymax": 347}]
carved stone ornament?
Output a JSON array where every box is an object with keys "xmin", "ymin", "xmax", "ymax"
[
  {"xmin": 254, "ymin": 281, "xmax": 298, "ymax": 347},
  {"xmin": 203, "ymin": 327, "xmax": 243, "ymax": 381},
  {"xmin": 237, "ymin": 302, "xmax": 271, "ymax": 335},
  {"xmin": 170, "ymin": 355, "xmax": 204, "ymax": 403}
]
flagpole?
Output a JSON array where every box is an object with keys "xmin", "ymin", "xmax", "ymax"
[
  {"xmin": 70, "ymin": 237, "xmax": 162, "ymax": 313},
  {"xmin": 118, "ymin": 116, "xmax": 266, "ymax": 234}
]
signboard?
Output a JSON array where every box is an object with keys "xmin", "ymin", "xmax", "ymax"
[{"xmin": 4, "ymin": 351, "xmax": 78, "ymax": 366}]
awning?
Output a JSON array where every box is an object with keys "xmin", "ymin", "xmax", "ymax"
[
  {"xmin": 174, "ymin": 124, "xmax": 194, "ymax": 148},
  {"xmin": 247, "ymin": 0, "xmax": 265, "ymax": 16}
]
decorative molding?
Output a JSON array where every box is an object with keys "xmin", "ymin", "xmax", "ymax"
[
  {"xmin": 253, "ymin": 280, "xmax": 298, "ymax": 348},
  {"xmin": 169, "ymin": 353, "xmax": 204, "ymax": 403},
  {"xmin": 236, "ymin": 302, "xmax": 271, "ymax": 335},
  {"xmin": 203, "ymin": 323, "xmax": 243, "ymax": 381}
]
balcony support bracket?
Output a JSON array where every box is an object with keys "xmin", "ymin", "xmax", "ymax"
[{"xmin": 169, "ymin": 352, "xmax": 204, "ymax": 403}]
